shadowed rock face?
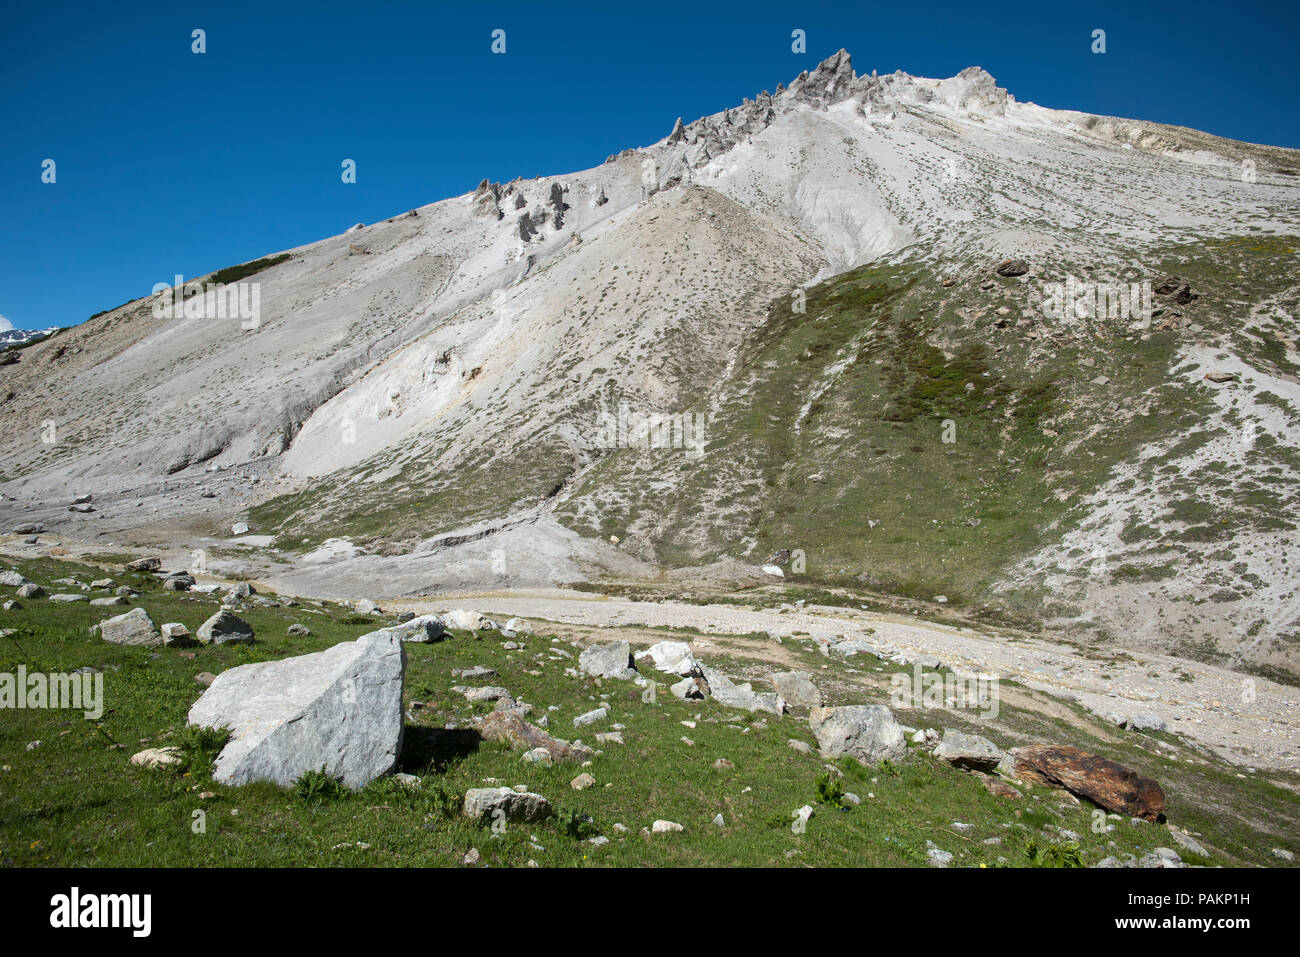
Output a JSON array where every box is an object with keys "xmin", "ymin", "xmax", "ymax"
[
  {"xmin": 187, "ymin": 630, "xmax": 405, "ymax": 789},
  {"xmin": 1009, "ymin": 744, "xmax": 1166, "ymax": 821}
]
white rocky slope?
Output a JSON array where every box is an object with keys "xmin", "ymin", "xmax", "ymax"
[{"xmin": 1, "ymin": 51, "xmax": 1298, "ymax": 670}]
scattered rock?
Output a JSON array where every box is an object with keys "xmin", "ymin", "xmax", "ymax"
[
  {"xmin": 196, "ymin": 610, "xmax": 255, "ymax": 646},
  {"xmin": 994, "ymin": 258, "xmax": 1029, "ymax": 277},
  {"xmin": 287, "ymin": 623, "xmax": 312, "ymax": 637},
  {"xmin": 94, "ymin": 607, "xmax": 163, "ymax": 647},
  {"xmin": 463, "ymin": 787, "xmax": 551, "ymax": 823},
  {"xmin": 570, "ymin": 773, "xmax": 596, "ymax": 790},
  {"xmin": 651, "ymin": 820, "xmax": 684, "ymax": 834},
  {"xmin": 161, "ymin": 622, "xmax": 197, "ymax": 647},
  {"xmin": 375, "ymin": 614, "xmax": 446, "ymax": 643},
  {"xmin": 809, "ymin": 705, "xmax": 906, "ymax": 766},
  {"xmin": 579, "ymin": 640, "xmax": 637, "ymax": 679},
  {"xmin": 478, "ymin": 710, "xmax": 595, "ymax": 763},
  {"xmin": 771, "ymin": 671, "xmax": 822, "ymax": 709},
  {"xmin": 573, "ymin": 707, "xmax": 608, "ymax": 728},
  {"xmin": 1127, "ymin": 713, "xmax": 1167, "ymax": 733},
  {"xmin": 700, "ymin": 665, "xmax": 781, "ymax": 714},
  {"xmin": 16, "ymin": 583, "xmax": 44, "ymax": 599},
  {"xmin": 933, "ymin": 729, "xmax": 1003, "ymax": 772},
  {"xmin": 130, "ymin": 747, "xmax": 183, "ymax": 769}
]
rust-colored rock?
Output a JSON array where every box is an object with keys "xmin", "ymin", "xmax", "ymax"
[
  {"xmin": 1009, "ymin": 745, "xmax": 1165, "ymax": 821},
  {"xmin": 478, "ymin": 710, "xmax": 595, "ymax": 764},
  {"xmin": 974, "ymin": 772, "xmax": 1022, "ymax": 800}
]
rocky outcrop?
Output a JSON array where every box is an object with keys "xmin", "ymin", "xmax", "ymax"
[{"xmin": 472, "ymin": 179, "xmax": 503, "ymax": 220}]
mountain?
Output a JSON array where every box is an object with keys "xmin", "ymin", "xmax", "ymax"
[
  {"xmin": 2, "ymin": 50, "xmax": 1298, "ymax": 683},
  {"xmin": 0, "ymin": 326, "xmax": 60, "ymax": 350}
]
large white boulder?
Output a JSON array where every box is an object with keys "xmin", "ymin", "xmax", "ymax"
[
  {"xmin": 187, "ymin": 630, "xmax": 405, "ymax": 788},
  {"xmin": 635, "ymin": 641, "xmax": 699, "ymax": 676}
]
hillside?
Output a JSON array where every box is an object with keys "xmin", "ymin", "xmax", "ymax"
[{"xmin": 1, "ymin": 50, "xmax": 1298, "ymax": 686}]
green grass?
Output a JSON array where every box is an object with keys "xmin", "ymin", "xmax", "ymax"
[{"xmin": 1, "ymin": 554, "xmax": 1295, "ymax": 867}]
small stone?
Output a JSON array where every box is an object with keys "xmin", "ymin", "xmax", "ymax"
[{"xmin": 130, "ymin": 747, "xmax": 184, "ymax": 769}]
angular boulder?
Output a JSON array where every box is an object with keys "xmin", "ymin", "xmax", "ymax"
[
  {"xmin": 933, "ymin": 729, "xmax": 1003, "ymax": 772},
  {"xmin": 809, "ymin": 705, "xmax": 906, "ymax": 766},
  {"xmin": 196, "ymin": 610, "xmax": 255, "ymax": 645},
  {"xmin": 95, "ymin": 607, "xmax": 163, "ymax": 647},
  {"xmin": 187, "ymin": 630, "xmax": 406, "ymax": 788},
  {"xmin": 161, "ymin": 622, "xmax": 197, "ymax": 647},
  {"xmin": 579, "ymin": 640, "xmax": 637, "ymax": 679},
  {"xmin": 1008, "ymin": 745, "xmax": 1166, "ymax": 821},
  {"xmin": 771, "ymin": 671, "xmax": 822, "ymax": 709}
]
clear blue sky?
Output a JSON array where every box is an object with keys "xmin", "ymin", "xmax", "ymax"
[{"xmin": 2, "ymin": 0, "xmax": 1297, "ymax": 331}]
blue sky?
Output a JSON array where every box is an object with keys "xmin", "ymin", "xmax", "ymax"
[{"xmin": 2, "ymin": 0, "xmax": 1297, "ymax": 331}]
